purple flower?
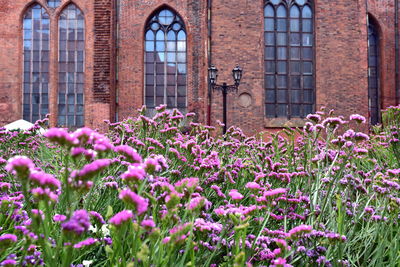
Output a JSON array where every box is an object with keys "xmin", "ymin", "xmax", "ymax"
[
  {"xmin": 73, "ymin": 238, "xmax": 98, "ymax": 249},
  {"xmin": 5, "ymin": 156, "xmax": 35, "ymax": 177},
  {"xmin": 288, "ymin": 225, "xmax": 312, "ymax": 239},
  {"xmin": 75, "ymin": 159, "xmax": 112, "ymax": 180},
  {"xmin": 121, "ymin": 164, "xmax": 146, "ymax": 182},
  {"xmin": 53, "ymin": 214, "xmax": 67, "ymax": 222},
  {"xmin": 188, "ymin": 196, "xmax": 206, "ymax": 211},
  {"xmin": 349, "ymin": 114, "xmax": 366, "ymax": 124},
  {"xmin": 31, "ymin": 187, "xmax": 59, "ymax": 202},
  {"xmin": 44, "ymin": 128, "xmax": 78, "ymax": 146},
  {"xmin": 0, "ymin": 182, "xmax": 11, "ymax": 192},
  {"xmin": 89, "ymin": 211, "xmax": 105, "ymax": 225},
  {"xmin": 109, "ymin": 210, "xmax": 133, "ymax": 226},
  {"xmin": 174, "ymin": 178, "xmax": 199, "ymax": 192},
  {"xmin": 141, "ymin": 219, "xmax": 156, "ymax": 229},
  {"xmin": 246, "ymin": 182, "xmax": 261, "ymax": 191},
  {"xmin": 114, "ymin": 145, "xmax": 142, "ymax": 163},
  {"xmin": 0, "ymin": 259, "xmax": 17, "ymax": 266},
  {"xmin": 144, "ymin": 158, "xmax": 161, "ymax": 174},
  {"xmin": 62, "ymin": 210, "xmax": 91, "ymax": 236},
  {"xmin": 119, "ymin": 189, "xmax": 148, "ymax": 215},
  {"xmin": 29, "ymin": 171, "xmax": 61, "ymax": 190},
  {"xmin": 354, "ymin": 132, "xmax": 369, "ymax": 141},
  {"xmin": 0, "ymin": 234, "xmax": 18, "ymax": 246},
  {"xmin": 228, "ymin": 189, "xmax": 244, "ymax": 201}
]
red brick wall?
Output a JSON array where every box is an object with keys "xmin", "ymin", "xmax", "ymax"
[
  {"xmin": 117, "ymin": 0, "xmax": 208, "ymax": 122},
  {"xmin": 367, "ymin": 0, "xmax": 397, "ymax": 109},
  {"xmin": 0, "ymin": 0, "xmax": 397, "ymax": 134},
  {"xmin": 0, "ymin": 0, "xmax": 114, "ymax": 130}
]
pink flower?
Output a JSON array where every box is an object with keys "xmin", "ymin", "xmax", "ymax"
[
  {"xmin": 228, "ymin": 189, "xmax": 244, "ymax": 200},
  {"xmin": 119, "ymin": 189, "xmax": 148, "ymax": 215},
  {"xmin": 73, "ymin": 237, "xmax": 98, "ymax": 249},
  {"xmin": 5, "ymin": 156, "xmax": 35, "ymax": 177},
  {"xmin": 114, "ymin": 145, "xmax": 142, "ymax": 163},
  {"xmin": 53, "ymin": 214, "xmax": 67, "ymax": 222},
  {"xmin": 29, "ymin": 171, "xmax": 61, "ymax": 190},
  {"xmin": 349, "ymin": 114, "xmax": 366, "ymax": 124},
  {"xmin": 141, "ymin": 219, "xmax": 156, "ymax": 229},
  {"xmin": 75, "ymin": 159, "xmax": 112, "ymax": 180},
  {"xmin": 109, "ymin": 210, "xmax": 133, "ymax": 226},
  {"xmin": 31, "ymin": 187, "xmax": 59, "ymax": 202},
  {"xmin": 188, "ymin": 196, "xmax": 206, "ymax": 210},
  {"xmin": 0, "ymin": 234, "xmax": 17, "ymax": 245},
  {"xmin": 246, "ymin": 182, "xmax": 261, "ymax": 191},
  {"xmin": 44, "ymin": 128, "xmax": 78, "ymax": 146},
  {"xmin": 121, "ymin": 164, "xmax": 146, "ymax": 182},
  {"xmin": 288, "ymin": 225, "xmax": 312, "ymax": 239}
]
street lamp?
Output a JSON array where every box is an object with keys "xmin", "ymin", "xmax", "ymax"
[{"xmin": 208, "ymin": 64, "xmax": 243, "ymax": 134}]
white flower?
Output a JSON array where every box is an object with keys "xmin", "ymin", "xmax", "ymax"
[
  {"xmin": 101, "ymin": 224, "xmax": 110, "ymax": 236},
  {"xmin": 82, "ymin": 260, "xmax": 93, "ymax": 267}
]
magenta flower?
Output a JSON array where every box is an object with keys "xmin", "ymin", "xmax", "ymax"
[
  {"xmin": 0, "ymin": 234, "xmax": 17, "ymax": 246},
  {"xmin": 89, "ymin": 211, "xmax": 106, "ymax": 225},
  {"xmin": 0, "ymin": 182, "xmax": 11, "ymax": 192},
  {"xmin": 174, "ymin": 177, "xmax": 199, "ymax": 192},
  {"xmin": 119, "ymin": 189, "xmax": 148, "ymax": 215},
  {"xmin": 246, "ymin": 182, "xmax": 261, "ymax": 191},
  {"xmin": 228, "ymin": 189, "xmax": 244, "ymax": 201},
  {"xmin": 114, "ymin": 145, "xmax": 142, "ymax": 163},
  {"xmin": 141, "ymin": 219, "xmax": 156, "ymax": 229},
  {"xmin": 75, "ymin": 159, "xmax": 112, "ymax": 180},
  {"xmin": 188, "ymin": 196, "xmax": 206, "ymax": 211},
  {"xmin": 288, "ymin": 225, "xmax": 312, "ymax": 239},
  {"xmin": 109, "ymin": 210, "xmax": 133, "ymax": 226},
  {"xmin": 73, "ymin": 237, "xmax": 98, "ymax": 249},
  {"xmin": 31, "ymin": 187, "xmax": 59, "ymax": 202},
  {"xmin": 349, "ymin": 114, "xmax": 366, "ymax": 124},
  {"xmin": 44, "ymin": 128, "xmax": 78, "ymax": 147},
  {"xmin": 121, "ymin": 164, "xmax": 146, "ymax": 182},
  {"xmin": 53, "ymin": 214, "xmax": 67, "ymax": 222},
  {"xmin": 0, "ymin": 259, "xmax": 17, "ymax": 266},
  {"xmin": 29, "ymin": 171, "xmax": 61, "ymax": 190},
  {"xmin": 5, "ymin": 156, "xmax": 35, "ymax": 177},
  {"xmin": 62, "ymin": 210, "xmax": 91, "ymax": 236}
]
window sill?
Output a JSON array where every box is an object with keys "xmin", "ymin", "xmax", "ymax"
[{"xmin": 264, "ymin": 117, "xmax": 306, "ymax": 128}]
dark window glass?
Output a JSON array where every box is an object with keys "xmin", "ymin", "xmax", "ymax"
[
  {"xmin": 23, "ymin": 4, "xmax": 50, "ymax": 123},
  {"xmin": 368, "ymin": 17, "xmax": 380, "ymax": 125},
  {"xmin": 58, "ymin": 4, "xmax": 85, "ymax": 127},
  {"xmin": 264, "ymin": 1, "xmax": 314, "ymax": 118},
  {"xmin": 145, "ymin": 9, "xmax": 187, "ymax": 112}
]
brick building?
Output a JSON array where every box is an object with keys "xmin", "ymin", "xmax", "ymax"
[{"xmin": 0, "ymin": 0, "xmax": 399, "ymax": 135}]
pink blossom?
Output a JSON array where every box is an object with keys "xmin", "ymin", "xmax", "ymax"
[
  {"xmin": 5, "ymin": 156, "xmax": 35, "ymax": 177},
  {"xmin": 119, "ymin": 189, "xmax": 148, "ymax": 215},
  {"xmin": 44, "ymin": 128, "xmax": 78, "ymax": 146},
  {"xmin": 73, "ymin": 237, "xmax": 98, "ymax": 249},
  {"xmin": 121, "ymin": 164, "xmax": 146, "ymax": 182},
  {"xmin": 109, "ymin": 210, "xmax": 133, "ymax": 226},
  {"xmin": 114, "ymin": 145, "xmax": 142, "ymax": 163},
  {"xmin": 141, "ymin": 219, "xmax": 156, "ymax": 229},
  {"xmin": 228, "ymin": 189, "xmax": 244, "ymax": 200}
]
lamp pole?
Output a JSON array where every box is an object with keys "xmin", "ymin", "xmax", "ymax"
[{"xmin": 208, "ymin": 65, "xmax": 243, "ymax": 134}]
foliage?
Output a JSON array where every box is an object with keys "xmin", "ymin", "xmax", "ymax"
[{"xmin": 0, "ymin": 105, "xmax": 399, "ymax": 267}]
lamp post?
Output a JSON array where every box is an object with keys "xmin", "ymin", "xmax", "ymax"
[{"xmin": 208, "ymin": 64, "xmax": 243, "ymax": 134}]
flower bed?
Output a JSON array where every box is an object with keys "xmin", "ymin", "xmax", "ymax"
[{"xmin": 0, "ymin": 105, "xmax": 399, "ymax": 266}]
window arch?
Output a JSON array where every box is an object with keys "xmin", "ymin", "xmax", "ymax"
[
  {"xmin": 58, "ymin": 3, "xmax": 85, "ymax": 127},
  {"xmin": 23, "ymin": 4, "xmax": 50, "ymax": 123},
  {"xmin": 264, "ymin": 0, "xmax": 314, "ymax": 119},
  {"xmin": 144, "ymin": 8, "xmax": 187, "ymax": 113},
  {"xmin": 367, "ymin": 15, "xmax": 380, "ymax": 125}
]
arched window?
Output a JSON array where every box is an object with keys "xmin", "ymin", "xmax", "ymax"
[
  {"xmin": 23, "ymin": 4, "xmax": 50, "ymax": 123},
  {"xmin": 367, "ymin": 16, "xmax": 380, "ymax": 125},
  {"xmin": 264, "ymin": 0, "xmax": 314, "ymax": 119},
  {"xmin": 144, "ymin": 8, "xmax": 187, "ymax": 113},
  {"xmin": 58, "ymin": 4, "xmax": 85, "ymax": 127},
  {"xmin": 47, "ymin": 0, "xmax": 61, "ymax": 8}
]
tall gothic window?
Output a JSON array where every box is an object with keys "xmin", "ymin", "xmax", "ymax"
[
  {"xmin": 367, "ymin": 16, "xmax": 380, "ymax": 125},
  {"xmin": 58, "ymin": 4, "xmax": 85, "ymax": 127},
  {"xmin": 47, "ymin": 0, "xmax": 61, "ymax": 8},
  {"xmin": 264, "ymin": 0, "xmax": 314, "ymax": 118},
  {"xmin": 23, "ymin": 4, "xmax": 50, "ymax": 123},
  {"xmin": 144, "ymin": 8, "xmax": 187, "ymax": 113}
]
